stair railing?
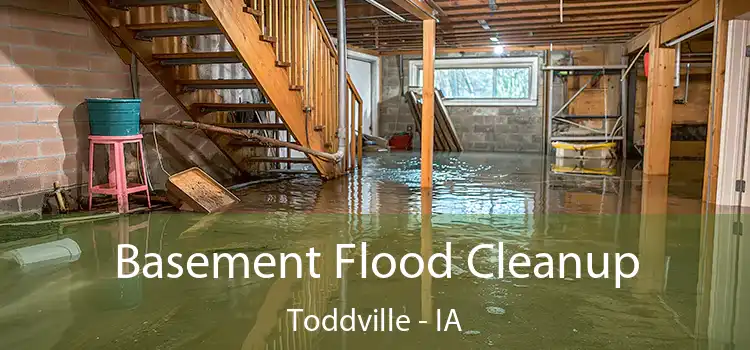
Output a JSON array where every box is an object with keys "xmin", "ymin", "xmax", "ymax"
[{"xmin": 253, "ymin": 0, "xmax": 363, "ymax": 171}]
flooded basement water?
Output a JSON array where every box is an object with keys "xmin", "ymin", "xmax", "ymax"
[{"xmin": 0, "ymin": 152, "xmax": 747, "ymax": 349}]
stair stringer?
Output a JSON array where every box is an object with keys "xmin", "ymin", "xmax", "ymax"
[
  {"xmin": 79, "ymin": 0, "xmax": 272, "ymax": 176},
  {"xmin": 199, "ymin": 0, "xmax": 339, "ymax": 179}
]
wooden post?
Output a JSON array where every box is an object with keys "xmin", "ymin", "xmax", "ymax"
[
  {"xmin": 643, "ymin": 25, "xmax": 676, "ymax": 176},
  {"xmin": 703, "ymin": 5, "xmax": 728, "ymax": 203},
  {"xmin": 420, "ymin": 191, "xmax": 433, "ymax": 323},
  {"xmin": 421, "ymin": 19, "xmax": 436, "ymax": 189},
  {"xmin": 634, "ymin": 175, "xmax": 668, "ymax": 294}
]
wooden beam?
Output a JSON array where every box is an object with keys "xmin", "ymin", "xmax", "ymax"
[
  {"xmin": 644, "ymin": 25, "xmax": 676, "ymax": 176},
  {"xmin": 432, "ymin": 0, "xmax": 685, "ymax": 9},
  {"xmin": 703, "ymin": 1, "xmax": 728, "ymax": 203},
  {"xmin": 721, "ymin": 0, "xmax": 750, "ymax": 20},
  {"xmin": 352, "ymin": 29, "xmax": 639, "ymax": 41},
  {"xmin": 392, "ymin": 0, "xmax": 437, "ymax": 20},
  {"xmin": 346, "ymin": 44, "xmax": 379, "ymax": 57},
  {"xmin": 626, "ymin": 26, "xmax": 651, "ymax": 53},
  {"xmin": 626, "ymin": 0, "xmax": 715, "ymax": 53},
  {"xmin": 349, "ymin": 25, "xmax": 648, "ymax": 40},
  {"xmin": 659, "ymin": 0, "xmax": 715, "ymax": 44},
  {"xmin": 444, "ymin": 3, "xmax": 682, "ymax": 21},
  {"xmin": 379, "ymin": 44, "xmax": 591, "ymax": 56},
  {"xmin": 421, "ymin": 19, "xmax": 436, "ymax": 189}
]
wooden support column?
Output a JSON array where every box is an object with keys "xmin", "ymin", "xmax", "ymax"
[
  {"xmin": 420, "ymin": 191, "xmax": 433, "ymax": 323},
  {"xmin": 703, "ymin": 3, "xmax": 729, "ymax": 204},
  {"xmin": 421, "ymin": 19, "xmax": 436, "ymax": 189},
  {"xmin": 644, "ymin": 25, "xmax": 676, "ymax": 176},
  {"xmin": 634, "ymin": 175, "xmax": 668, "ymax": 294}
]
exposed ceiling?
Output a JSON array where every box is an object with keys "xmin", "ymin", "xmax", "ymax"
[{"xmin": 315, "ymin": 0, "xmax": 693, "ymax": 53}]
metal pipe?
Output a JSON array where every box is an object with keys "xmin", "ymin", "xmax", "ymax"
[
  {"xmin": 336, "ymin": 0, "xmax": 347, "ymax": 165},
  {"xmin": 674, "ymin": 42, "xmax": 682, "ymax": 87},
  {"xmin": 130, "ymin": 53, "xmax": 140, "ymax": 98},
  {"xmin": 684, "ymin": 63, "xmax": 691, "ymax": 102},
  {"xmin": 665, "ymin": 21, "xmax": 714, "ymax": 47}
]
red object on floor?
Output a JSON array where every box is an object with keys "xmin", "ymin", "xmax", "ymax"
[
  {"xmin": 88, "ymin": 134, "xmax": 151, "ymax": 213},
  {"xmin": 644, "ymin": 52, "xmax": 650, "ymax": 78},
  {"xmin": 388, "ymin": 133, "xmax": 413, "ymax": 150}
]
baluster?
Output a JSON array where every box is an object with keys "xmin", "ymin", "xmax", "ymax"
[
  {"xmin": 259, "ymin": 0, "xmax": 266, "ymax": 35},
  {"xmin": 346, "ymin": 89, "xmax": 354, "ymax": 169},
  {"xmin": 286, "ymin": 0, "xmax": 292, "ymax": 65},
  {"xmin": 294, "ymin": 0, "xmax": 300, "ymax": 87},
  {"xmin": 315, "ymin": 34, "xmax": 321, "ymax": 144},
  {"xmin": 313, "ymin": 30, "xmax": 319, "ymax": 143},
  {"xmin": 357, "ymin": 97, "xmax": 363, "ymax": 168},
  {"xmin": 328, "ymin": 53, "xmax": 332, "ymax": 149},
  {"xmin": 320, "ymin": 40, "xmax": 325, "ymax": 145},
  {"xmin": 324, "ymin": 41, "xmax": 330, "ymax": 147},
  {"xmin": 272, "ymin": 0, "xmax": 279, "ymax": 57},
  {"xmin": 268, "ymin": 0, "xmax": 275, "ymax": 39},
  {"xmin": 333, "ymin": 54, "xmax": 337, "ymax": 150},
  {"xmin": 289, "ymin": 0, "xmax": 296, "ymax": 86},
  {"xmin": 279, "ymin": 0, "xmax": 285, "ymax": 63}
]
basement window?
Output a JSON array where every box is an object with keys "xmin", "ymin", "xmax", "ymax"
[{"xmin": 408, "ymin": 57, "xmax": 539, "ymax": 106}]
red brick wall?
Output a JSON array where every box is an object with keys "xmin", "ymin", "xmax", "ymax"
[{"xmin": 0, "ymin": 4, "xmax": 238, "ymax": 213}]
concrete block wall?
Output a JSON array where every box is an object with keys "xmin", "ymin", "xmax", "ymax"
[
  {"xmin": 0, "ymin": 4, "xmax": 238, "ymax": 214},
  {"xmin": 378, "ymin": 51, "xmax": 546, "ymax": 153}
]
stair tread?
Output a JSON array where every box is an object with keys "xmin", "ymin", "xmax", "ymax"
[
  {"xmin": 194, "ymin": 103, "xmax": 275, "ymax": 112},
  {"xmin": 177, "ymin": 79, "xmax": 258, "ymax": 89},
  {"xmin": 128, "ymin": 20, "xmax": 222, "ymax": 38},
  {"xmin": 153, "ymin": 51, "xmax": 241, "ymax": 65},
  {"xmin": 153, "ymin": 52, "xmax": 237, "ymax": 59},
  {"xmin": 248, "ymin": 157, "xmax": 311, "ymax": 163},
  {"xmin": 128, "ymin": 21, "xmax": 217, "ymax": 31},
  {"xmin": 111, "ymin": 0, "xmax": 201, "ymax": 7}
]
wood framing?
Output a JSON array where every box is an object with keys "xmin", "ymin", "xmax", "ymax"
[
  {"xmin": 643, "ymin": 25, "xmax": 676, "ymax": 176},
  {"xmin": 391, "ymin": 0, "xmax": 437, "ymax": 20},
  {"xmin": 659, "ymin": 0, "xmax": 715, "ymax": 43},
  {"xmin": 723, "ymin": 0, "xmax": 750, "ymax": 19},
  {"xmin": 635, "ymin": 175, "xmax": 668, "ymax": 293},
  {"xmin": 381, "ymin": 44, "xmax": 590, "ymax": 56},
  {"xmin": 421, "ymin": 19, "xmax": 436, "ymax": 189},
  {"xmin": 626, "ymin": 27, "xmax": 651, "ymax": 53},
  {"xmin": 625, "ymin": 0, "xmax": 714, "ymax": 53},
  {"xmin": 702, "ymin": 2, "xmax": 729, "ymax": 203}
]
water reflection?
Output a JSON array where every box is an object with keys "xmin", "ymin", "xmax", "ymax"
[{"xmin": 0, "ymin": 152, "xmax": 745, "ymax": 349}]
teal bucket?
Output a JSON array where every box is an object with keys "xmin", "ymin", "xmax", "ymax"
[{"xmin": 86, "ymin": 98, "xmax": 141, "ymax": 136}]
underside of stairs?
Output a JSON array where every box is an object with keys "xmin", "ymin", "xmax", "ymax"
[{"xmin": 78, "ymin": 0, "xmax": 363, "ymax": 179}]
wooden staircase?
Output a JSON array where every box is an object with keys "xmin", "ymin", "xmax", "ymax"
[{"xmin": 79, "ymin": 0, "xmax": 363, "ymax": 179}]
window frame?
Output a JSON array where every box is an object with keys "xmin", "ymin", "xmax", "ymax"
[{"xmin": 408, "ymin": 56, "xmax": 540, "ymax": 107}]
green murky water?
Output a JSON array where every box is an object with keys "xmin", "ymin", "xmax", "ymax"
[{"xmin": 0, "ymin": 152, "xmax": 747, "ymax": 349}]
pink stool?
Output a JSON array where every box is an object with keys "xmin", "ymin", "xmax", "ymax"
[{"xmin": 88, "ymin": 134, "xmax": 151, "ymax": 213}]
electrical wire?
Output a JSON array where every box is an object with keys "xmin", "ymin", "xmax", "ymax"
[{"xmin": 152, "ymin": 124, "xmax": 172, "ymax": 179}]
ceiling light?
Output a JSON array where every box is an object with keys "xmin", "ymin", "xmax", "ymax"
[
  {"xmin": 493, "ymin": 45, "xmax": 505, "ymax": 55},
  {"xmin": 478, "ymin": 19, "xmax": 491, "ymax": 31},
  {"xmin": 489, "ymin": 37, "xmax": 499, "ymax": 42}
]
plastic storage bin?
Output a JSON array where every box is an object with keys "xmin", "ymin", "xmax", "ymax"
[{"xmin": 86, "ymin": 98, "xmax": 141, "ymax": 136}]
